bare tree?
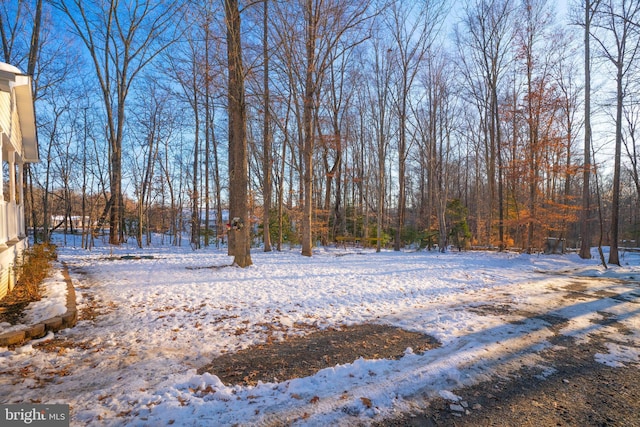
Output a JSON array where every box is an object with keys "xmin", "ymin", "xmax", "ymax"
[
  {"xmin": 591, "ymin": 0, "xmax": 640, "ymax": 265},
  {"xmin": 386, "ymin": 0, "xmax": 447, "ymax": 251},
  {"xmin": 0, "ymin": 1, "xmax": 30, "ymax": 64},
  {"xmin": 579, "ymin": 0, "xmax": 601, "ymax": 259},
  {"xmin": 262, "ymin": 0, "xmax": 273, "ymax": 252},
  {"xmin": 415, "ymin": 50, "xmax": 457, "ymax": 252},
  {"xmin": 456, "ymin": 0, "xmax": 514, "ymax": 249},
  {"xmin": 622, "ymin": 99, "xmax": 640, "ymax": 204},
  {"xmin": 553, "ymin": 35, "xmax": 582, "ymax": 250},
  {"xmin": 315, "ymin": 36, "xmax": 360, "ymax": 243},
  {"xmin": 298, "ymin": 0, "xmax": 374, "ymax": 257},
  {"xmin": 225, "ymin": 0, "xmax": 252, "ymax": 267},
  {"xmin": 51, "ymin": 0, "xmax": 183, "ymax": 244},
  {"xmin": 129, "ymin": 82, "xmax": 178, "ymax": 247},
  {"xmin": 364, "ymin": 34, "xmax": 394, "ymax": 252},
  {"xmin": 515, "ymin": 0, "xmax": 559, "ymax": 253}
]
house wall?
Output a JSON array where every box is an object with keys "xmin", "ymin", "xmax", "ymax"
[
  {"xmin": 0, "ymin": 91, "xmax": 10, "ymax": 136},
  {"xmin": 0, "ymin": 64, "xmax": 35, "ymax": 301},
  {"xmin": 0, "ymin": 237, "xmax": 26, "ymax": 299},
  {"xmin": 10, "ymin": 96, "xmax": 22, "ymax": 154},
  {"xmin": 0, "ymin": 74, "xmax": 25, "ymax": 153}
]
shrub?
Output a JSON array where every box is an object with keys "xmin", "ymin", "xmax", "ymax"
[{"xmin": 14, "ymin": 243, "xmax": 58, "ymax": 302}]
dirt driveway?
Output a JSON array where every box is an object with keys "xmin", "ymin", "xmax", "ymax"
[{"xmin": 378, "ymin": 330, "xmax": 640, "ymax": 426}]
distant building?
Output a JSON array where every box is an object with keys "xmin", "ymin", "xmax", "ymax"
[
  {"xmin": 544, "ymin": 237, "xmax": 566, "ymax": 255},
  {"xmin": 183, "ymin": 209, "xmax": 259, "ymax": 242},
  {"xmin": 198, "ymin": 208, "xmax": 229, "ymax": 232},
  {"xmin": 0, "ymin": 62, "xmax": 39, "ymax": 299},
  {"xmin": 50, "ymin": 216, "xmax": 95, "ymax": 233}
]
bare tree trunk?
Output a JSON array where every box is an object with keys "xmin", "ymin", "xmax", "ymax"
[
  {"xmin": 580, "ymin": 0, "xmax": 596, "ymax": 259},
  {"xmin": 493, "ymin": 81, "xmax": 504, "ymax": 251},
  {"xmin": 81, "ymin": 108, "xmax": 89, "ymax": 248},
  {"xmin": 212, "ymin": 116, "xmax": 222, "ymax": 249},
  {"xmin": 609, "ymin": 64, "xmax": 624, "ymax": 265},
  {"xmin": 377, "ymin": 135, "xmax": 385, "ymax": 253},
  {"xmin": 590, "ymin": 0, "xmax": 640, "ymax": 265},
  {"xmin": 192, "ymin": 72, "xmax": 200, "ymax": 249},
  {"xmin": 278, "ymin": 132, "xmax": 288, "ymax": 251},
  {"xmin": 24, "ymin": 0, "xmax": 43, "ymax": 240},
  {"xmin": 301, "ymin": 0, "xmax": 316, "ymax": 257},
  {"xmin": 225, "ymin": 0, "xmax": 252, "ymax": 267},
  {"xmin": 42, "ymin": 108, "xmax": 64, "ymax": 243},
  {"xmin": 204, "ymin": 22, "xmax": 212, "ymax": 248},
  {"xmin": 263, "ymin": 0, "xmax": 272, "ymax": 252}
]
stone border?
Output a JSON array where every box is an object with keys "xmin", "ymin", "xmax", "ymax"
[{"xmin": 0, "ymin": 262, "xmax": 77, "ymax": 347}]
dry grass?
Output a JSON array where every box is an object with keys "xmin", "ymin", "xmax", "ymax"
[
  {"xmin": 15, "ymin": 243, "xmax": 57, "ymax": 300},
  {"xmin": 0, "ymin": 243, "xmax": 57, "ymax": 325}
]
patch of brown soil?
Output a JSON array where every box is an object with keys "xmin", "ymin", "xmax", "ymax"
[
  {"xmin": 0, "ymin": 286, "xmax": 38, "ymax": 326},
  {"xmin": 33, "ymin": 337, "xmax": 96, "ymax": 354},
  {"xmin": 0, "ymin": 301, "xmax": 30, "ymax": 325},
  {"xmin": 198, "ymin": 323, "xmax": 440, "ymax": 386}
]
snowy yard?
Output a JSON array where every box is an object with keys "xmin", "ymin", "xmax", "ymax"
[{"xmin": 1, "ymin": 241, "xmax": 639, "ymax": 426}]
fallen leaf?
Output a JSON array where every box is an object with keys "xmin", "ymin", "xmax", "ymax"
[
  {"xmin": 361, "ymin": 397, "xmax": 372, "ymax": 408},
  {"xmin": 202, "ymin": 385, "xmax": 216, "ymax": 394}
]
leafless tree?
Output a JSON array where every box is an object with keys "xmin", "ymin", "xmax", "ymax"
[
  {"xmin": 51, "ymin": 0, "xmax": 183, "ymax": 244},
  {"xmin": 361, "ymin": 31, "xmax": 395, "ymax": 252},
  {"xmin": 386, "ymin": 0, "xmax": 447, "ymax": 250},
  {"xmin": 225, "ymin": 0, "xmax": 252, "ymax": 267},
  {"xmin": 259, "ymin": 0, "xmax": 273, "ymax": 252},
  {"xmin": 415, "ymin": 50, "xmax": 457, "ymax": 252},
  {"xmin": 456, "ymin": 0, "xmax": 514, "ymax": 249},
  {"xmin": 579, "ymin": 0, "xmax": 602, "ymax": 259},
  {"xmin": 297, "ymin": 0, "xmax": 374, "ymax": 256},
  {"xmin": 129, "ymin": 82, "xmax": 179, "ymax": 247},
  {"xmin": 591, "ymin": 0, "xmax": 640, "ymax": 265}
]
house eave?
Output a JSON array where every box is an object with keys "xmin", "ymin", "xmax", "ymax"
[{"xmin": 14, "ymin": 79, "xmax": 39, "ymax": 163}]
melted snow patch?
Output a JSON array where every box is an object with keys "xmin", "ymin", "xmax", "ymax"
[{"xmin": 595, "ymin": 343, "xmax": 640, "ymax": 367}]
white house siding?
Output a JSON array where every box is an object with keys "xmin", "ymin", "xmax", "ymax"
[
  {"xmin": 0, "ymin": 63, "xmax": 38, "ymax": 300},
  {"xmin": 0, "ymin": 238, "xmax": 26, "ymax": 300},
  {"xmin": 0, "ymin": 91, "xmax": 10, "ymax": 137},
  {"xmin": 11, "ymin": 98, "xmax": 23, "ymax": 153}
]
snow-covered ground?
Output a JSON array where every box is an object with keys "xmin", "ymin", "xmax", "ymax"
[{"xmin": 1, "ymin": 238, "xmax": 639, "ymax": 426}]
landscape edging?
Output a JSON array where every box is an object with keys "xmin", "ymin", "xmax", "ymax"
[{"xmin": 0, "ymin": 262, "xmax": 77, "ymax": 347}]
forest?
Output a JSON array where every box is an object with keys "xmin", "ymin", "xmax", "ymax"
[{"xmin": 2, "ymin": 0, "xmax": 639, "ymax": 265}]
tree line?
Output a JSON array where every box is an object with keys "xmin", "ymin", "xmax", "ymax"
[{"xmin": 2, "ymin": 0, "xmax": 640, "ymax": 265}]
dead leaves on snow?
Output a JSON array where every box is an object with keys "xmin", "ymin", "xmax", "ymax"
[{"xmin": 360, "ymin": 397, "xmax": 373, "ymax": 408}]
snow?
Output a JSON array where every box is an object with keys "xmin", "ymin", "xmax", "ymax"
[
  {"xmin": 595, "ymin": 342, "xmax": 640, "ymax": 367},
  {"xmin": 0, "ymin": 239, "xmax": 638, "ymax": 426},
  {"xmin": 0, "ymin": 62, "xmax": 23, "ymax": 75}
]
